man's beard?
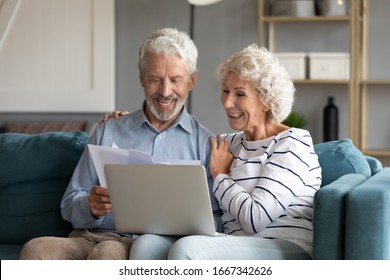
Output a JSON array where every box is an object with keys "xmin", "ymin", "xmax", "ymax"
[{"xmin": 147, "ymin": 94, "xmax": 186, "ymax": 121}]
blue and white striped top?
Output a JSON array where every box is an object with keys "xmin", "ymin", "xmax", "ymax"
[{"xmin": 213, "ymin": 128, "xmax": 322, "ymax": 256}]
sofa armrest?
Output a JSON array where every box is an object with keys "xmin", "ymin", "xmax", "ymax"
[
  {"xmin": 345, "ymin": 167, "xmax": 390, "ymax": 260},
  {"xmin": 313, "ymin": 173, "xmax": 366, "ymax": 260}
]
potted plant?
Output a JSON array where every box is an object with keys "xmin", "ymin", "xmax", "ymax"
[{"xmin": 282, "ymin": 110, "xmax": 307, "ymax": 128}]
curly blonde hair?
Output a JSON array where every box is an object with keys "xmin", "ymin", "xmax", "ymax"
[{"xmin": 216, "ymin": 44, "xmax": 295, "ymax": 123}]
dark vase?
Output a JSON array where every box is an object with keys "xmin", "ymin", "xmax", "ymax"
[{"xmin": 323, "ymin": 97, "xmax": 339, "ymax": 142}]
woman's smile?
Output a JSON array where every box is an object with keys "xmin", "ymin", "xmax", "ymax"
[{"xmin": 227, "ymin": 111, "xmax": 244, "ymax": 119}]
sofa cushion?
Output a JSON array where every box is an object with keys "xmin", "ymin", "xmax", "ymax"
[
  {"xmin": 0, "ymin": 244, "xmax": 24, "ymax": 260},
  {"xmin": 0, "ymin": 131, "xmax": 89, "ymax": 245},
  {"xmin": 365, "ymin": 155, "xmax": 383, "ymax": 176},
  {"xmin": 314, "ymin": 139, "xmax": 371, "ymax": 187},
  {"xmin": 3, "ymin": 121, "xmax": 87, "ymax": 134}
]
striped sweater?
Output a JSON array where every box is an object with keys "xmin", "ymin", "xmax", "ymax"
[{"xmin": 213, "ymin": 128, "xmax": 322, "ymax": 256}]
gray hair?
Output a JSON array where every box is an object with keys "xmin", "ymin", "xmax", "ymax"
[
  {"xmin": 138, "ymin": 27, "xmax": 198, "ymax": 75},
  {"xmin": 216, "ymin": 44, "xmax": 295, "ymax": 123}
]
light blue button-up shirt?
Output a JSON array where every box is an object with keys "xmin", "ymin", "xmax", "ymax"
[{"xmin": 61, "ymin": 105, "xmax": 221, "ymax": 233}]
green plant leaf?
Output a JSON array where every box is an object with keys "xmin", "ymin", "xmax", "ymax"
[{"xmin": 282, "ymin": 111, "xmax": 307, "ymax": 128}]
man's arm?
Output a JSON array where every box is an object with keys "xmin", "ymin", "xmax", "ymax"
[
  {"xmin": 60, "ymin": 147, "xmax": 106, "ymax": 229},
  {"xmin": 60, "ymin": 126, "xmax": 113, "ymax": 229}
]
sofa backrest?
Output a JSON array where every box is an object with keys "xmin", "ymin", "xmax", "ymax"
[
  {"xmin": 0, "ymin": 131, "xmax": 89, "ymax": 245},
  {"xmin": 314, "ymin": 138, "xmax": 381, "ymax": 187}
]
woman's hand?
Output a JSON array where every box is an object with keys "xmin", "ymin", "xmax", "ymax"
[
  {"xmin": 99, "ymin": 111, "xmax": 129, "ymax": 124},
  {"xmin": 209, "ymin": 135, "xmax": 233, "ymax": 179},
  {"xmin": 89, "ymin": 185, "xmax": 112, "ymax": 218}
]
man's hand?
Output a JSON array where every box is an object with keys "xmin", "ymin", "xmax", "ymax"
[
  {"xmin": 89, "ymin": 185, "xmax": 112, "ymax": 218},
  {"xmin": 99, "ymin": 111, "xmax": 129, "ymax": 124},
  {"xmin": 209, "ymin": 135, "xmax": 233, "ymax": 179}
]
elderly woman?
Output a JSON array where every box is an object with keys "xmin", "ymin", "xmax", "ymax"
[{"xmin": 167, "ymin": 44, "xmax": 322, "ymax": 260}]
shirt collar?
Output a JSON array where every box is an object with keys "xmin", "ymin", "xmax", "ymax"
[{"xmin": 130, "ymin": 101, "xmax": 193, "ymax": 134}]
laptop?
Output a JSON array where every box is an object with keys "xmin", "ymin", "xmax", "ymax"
[{"xmin": 104, "ymin": 164, "xmax": 218, "ymax": 236}]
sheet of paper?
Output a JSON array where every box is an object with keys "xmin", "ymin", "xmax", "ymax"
[
  {"xmin": 88, "ymin": 144, "xmax": 129, "ymax": 187},
  {"xmin": 127, "ymin": 148, "xmax": 154, "ymax": 164}
]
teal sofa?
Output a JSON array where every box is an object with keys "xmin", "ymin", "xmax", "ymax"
[
  {"xmin": 0, "ymin": 131, "xmax": 89, "ymax": 260},
  {"xmin": 0, "ymin": 131, "xmax": 388, "ymax": 260}
]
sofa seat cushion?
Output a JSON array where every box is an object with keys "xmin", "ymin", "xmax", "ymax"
[
  {"xmin": 0, "ymin": 131, "xmax": 89, "ymax": 245},
  {"xmin": 0, "ymin": 244, "xmax": 23, "ymax": 260},
  {"xmin": 314, "ymin": 139, "xmax": 372, "ymax": 187}
]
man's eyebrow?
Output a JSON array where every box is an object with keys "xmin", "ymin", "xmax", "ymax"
[{"xmin": 171, "ymin": 75, "xmax": 184, "ymax": 79}]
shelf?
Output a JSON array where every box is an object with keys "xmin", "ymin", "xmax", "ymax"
[
  {"xmin": 362, "ymin": 150, "xmax": 390, "ymax": 157},
  {"xmin": 361, "ymin": 80, "xmax": 390, "ymax": 85},
  {"xmin": 261, "ymin": 16, "xmax": 350, "ymax": 22},
  {"xmin": 294, "ymin": 79, "xmax": 350, "ymax": 85}
]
